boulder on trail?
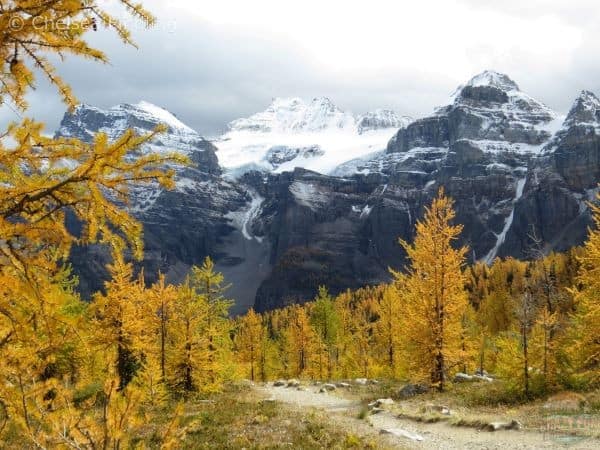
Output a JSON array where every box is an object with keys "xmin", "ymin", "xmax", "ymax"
[
  {"xmin": 485, "ymin": 420, "xmax": 522, "ymax": 431},
  {"xmin": 423, "ymin": 404, "xmax": 451, "ymax": 415},
  {"xmin": 398, "ymin": 383, "xmax": 429, "ymax": 398},
  {"xmin": 286, "ymin": 379, "xmax": 301, "ymax": 388}
]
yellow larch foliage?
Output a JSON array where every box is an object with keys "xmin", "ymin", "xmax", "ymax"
[
  {"xmin": 168, "ymin": 258, "xmax": 233, "ymax": 395},
  {"xmin": 310, "ymin": 286, "xmax": 340, "ymax": 380},
  {"xmin": 235, "ymin": 308, "xmax": 271, "ymax": 382},
  {"xmin": 1, "ymin": 0, "xmax": 154, "ymax": 110},
  {"xmin": 374, "ymin": 283, "xmax": 405, "ymax": 379},
  {"xmin": 352, "ymin": 296, "xmax": 378, "ymax": 379},
  {"xmin": 399, "ymin": 188, "xmax": 469, "ymax": 391},
  {"xmin": 567, "ymin": 198, "xmax": 600, "ymax": 386},
  {"xmin": 168, "ymin": 276, "xmax": 210, "ymax": 397},
  {"xmin": 189, "ymin": 257, "xmax": 234, "ymax": 391},
  {"xmin": 284, "ymin": 304, "xmax": 317, "ymax": 378},
  {"xmin": 333, "ymin": 290, "xmax": 356, "ymax": 379},
  {"xmin": 143, "ymin": 273, "xmax": 178, "ymax": 384},
  {"xmin": 89, "ymin": 255, "xmax": 146, "ymax": 390},
  {"xmin": 530, "ymin": 306, "xmax": 559, "ymax": 388},
  {"xmin": 0, "ymin": 267, "xmax": 87, "ymax": 448}
]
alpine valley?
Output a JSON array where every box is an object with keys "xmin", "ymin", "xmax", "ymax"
[{"xmin": 58, "ymin": 71, "xmax": 600, "ymax": 314}]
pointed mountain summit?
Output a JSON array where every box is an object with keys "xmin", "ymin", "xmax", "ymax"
[
  {"xmin": 543, "ymin": 90, "xmax": 600, "ymax": 155},
  {"xmin": 56, "ymin": 101, "xmax": 221, "ymax": 179},
  {"xmin": 228, "ymin": 96, "xmax": 354, "ymax": 133},
  {"xmin": 465, "ymin": 70, "xmax": 520, "ymax": 91},
  {"xmin": 564, "ymin": 90, "xmax": 600, "ymax": 127},
  {"xmin": 388, "ymin": 71, "xmax": 559, "ymax": 155},
  {"xmin": 56, "ymin": 101, "xmax": 209, "ymax": 154}
]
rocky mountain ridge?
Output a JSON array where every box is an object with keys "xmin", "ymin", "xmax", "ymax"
[{"xmin": 58, "ymin": 71, "xmax": 600, "ymax": 313}]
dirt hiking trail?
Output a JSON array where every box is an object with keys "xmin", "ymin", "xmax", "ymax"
[{"xmin": 254, "ymin": 382, "xmax": 600, "ymax": 450}]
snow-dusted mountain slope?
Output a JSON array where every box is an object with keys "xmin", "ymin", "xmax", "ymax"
[
  {"xmin": 215, "ymin": 97, "xmax": 411, "ymax": 176},
  {"xmin": 56, "ymin": 102, "xmax": 206, "ymax": 155},
  {"xmin": 433, "ymin": 70, "xmax": 564, "ymax": 154},
  {"xmin": 334, "ymin": 70, "xmax": 564, "ymax": 177},
  {"xmin": 55, "ymin": 102, "xmax": 225, "ymax": 209}
]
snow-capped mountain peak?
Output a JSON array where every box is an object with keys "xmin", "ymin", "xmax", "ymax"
[
  {"xmin": 564, "ymin": 90, "xmax": 600, "ymax": 127},
  {"xmin": 439, "ymin": 70, "xmax": 559, "ymax": 133},
  {"xmin": 218, "ymin": 97, "xmax": 408, "ymax": 176},
  {"xmin": 132, "ymin": 101, "xmax": 195, "ymax": 133},
  {"xmin": 542, "ymin": 90, "xmax": 600, "ymax": 154},
  {"xmin": 466, "ymin": 70, "xmax": 520, "ymax": 92},
  {"xmin": 56, "ymin": 101, "xmax": 206, "ymax": 155},
  {"xmin": 228, "ymin": 96, "xmax": 354, "ymax": 133},
  {"xmin": 297, "ymin": 97, "xmax": 354, "ymax": 131}
]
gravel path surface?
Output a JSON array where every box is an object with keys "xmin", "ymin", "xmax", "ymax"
[{"xmin": 255, "ymin": 383, "xmax": 600, "ymax": 449}]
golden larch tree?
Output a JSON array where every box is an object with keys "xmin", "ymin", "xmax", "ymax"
[
  {"xmin": 90, "ymin": 256, "xmax": 145, "ymax": 390},
  {"xmin": 189, "ymin": 257, "xmax": 234, "ymax": 391},
  {"xmin": 567, "ymin": 197, "xmax": 600, "ymax": 386},
  {"xmin": 235, "ymin": 308, "xmax": 272, "ymax": 382},
  {"xmin": 374, "ymin": 283, "xmax": 405, "ymax": 378},
  {"xmin": 310, "ymin": 286, "xmax": 340, "ymax": 380},
  {"xmin": 284, "ymin": 305, "xmax": 317, "ymax": 378},
  {"xmin": 168, "ymin": 277, "xmax": 209, "ymax": 396},
  {"xmin": 399, "ymin": 188, "xmax": 468, "ymax": 391},
  {"xmin": 0, "ymin": 1, "xmax": 187, "ymax": 446}
]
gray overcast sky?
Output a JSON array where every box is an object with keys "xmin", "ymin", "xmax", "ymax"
[{"xmin": 2, "ymin": 0, "xmax": 600, "ymax": 136}]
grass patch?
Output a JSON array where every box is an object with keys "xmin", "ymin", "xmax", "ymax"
[
  {"xmin": 396, "ymin": 411, "xmax": 450, "ymax": 424},
  {"xmin": 451, "ymin": 381, "xmax": 534, "ymax": 407},
  {"xmin": 449, "ymin": 417, "xmax": 493, "ymax": 429},
  {"xmin": 357, "ymin": 406, "xmax": 370, "ymax": 420},
  {"xmin": 180, "ymin": 385, "xmax": 376, "ymax": 449}
]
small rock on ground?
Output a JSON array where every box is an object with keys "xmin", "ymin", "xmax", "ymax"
[{"xmin": 380, "ymin": 427, "xmax": 425, "ymax": 441}]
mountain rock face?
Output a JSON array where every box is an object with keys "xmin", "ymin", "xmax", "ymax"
[
  {"xmin": 503, "ymin": 90, "xmax": 600, "ymax": 257},
  {"xmin": 57, "ymin": 103, "xmax": 263, "ymax": 314},
  {"xmin": 356, "ymin": 109, "xmax": 412, "ymax": 134},
  {"xmin": 59, "ymin": 72, "xmax": 600, "ymax": 313}
]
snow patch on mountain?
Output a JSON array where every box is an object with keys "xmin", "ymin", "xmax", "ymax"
[
  {"xmin": 356, "ymin": 110, "xmax": 412, "ymax": 134},
  {"xmin": 332, "ymin": 147, "xmax": 448, "ymax": 177},
  {"xmin": 289, "ymin": 181, "xmax": 330, "ymax": 211},
  {"xmin": 229, "ymin": 97, "xmax": 354, "ymax": 133},
  {"xmin": 134, "ymin": 101, "xmax": 196, "ymax": 133},
  {"xmin": 483, "ymin": 177, "xmax": 527, "ymax": 265},
  {"xmin": 225, "ymin": 190, "xmax": 264, "ymax": 242}
]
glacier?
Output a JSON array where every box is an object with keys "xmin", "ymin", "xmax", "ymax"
[{"xmin": 215, "ymin": 97, "xmax": 412, "ymax": 177}]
